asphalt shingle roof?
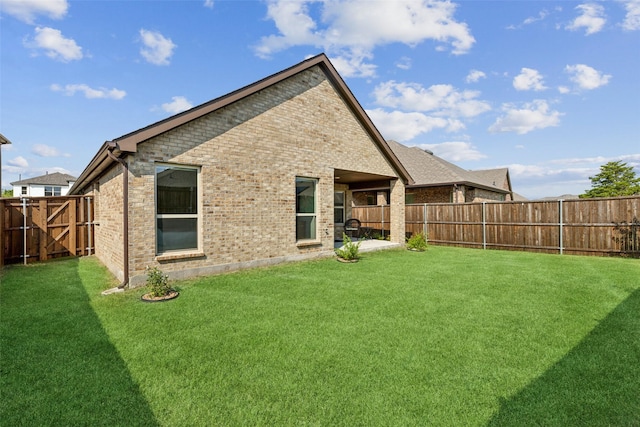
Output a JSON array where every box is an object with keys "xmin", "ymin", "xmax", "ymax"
[
  {"xmin": 387, "ymin": 140, "xmax": 509, "ymax": 193},
  {"xmin": 10, "ymin": 172, "xmax": 76, "ymax": 186}
]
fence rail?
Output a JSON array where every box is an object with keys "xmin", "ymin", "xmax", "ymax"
[
  {"xmin": 1, "ymin": 196, "xmax": 95, "ymax": 266},
  {"xmin": 353, "ymin": 196, "xmax": 640, "ymax": 257}
]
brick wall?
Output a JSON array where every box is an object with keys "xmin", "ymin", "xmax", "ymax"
[{"xmin": 93, "ymin": 65, "xmax": 405, "ymax": 286}]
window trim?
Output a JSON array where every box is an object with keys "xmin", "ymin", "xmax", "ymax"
[
  {"xmin": 155, "ymin": 163, "xmax": 202, "ymax": 255},
  {"xmin": 295, "ymin": 176, "xmax": 318, "ymax": 242},
  {"xmin": 334, "ymin": 190, "xmax": 345, "ymax": 225},
  {"xmin": 44, "ymin": 186, "xmax": 61, "ymax": 197}
]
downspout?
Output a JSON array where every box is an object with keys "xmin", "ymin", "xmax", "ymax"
[{"xmin": 106, "ymin": 142, "xmax": 129, "ymax": 288}]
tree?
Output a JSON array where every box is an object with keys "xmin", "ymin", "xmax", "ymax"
[
  {"xmin": 580, "ymin": 161, "xmax": 640, "ymax": 198},
  {"xmin": 1, "ymin": 189, "xmax": 13, "ymax": 198}
]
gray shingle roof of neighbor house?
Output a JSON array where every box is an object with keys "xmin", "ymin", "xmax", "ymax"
[
  {"xmin": 70, "ymin": 53, "xmax": 414, "ymax": 194},
  {"xmin": 10, "ymin": 172, "xmax": 77, "ymax": 186},
  {"xmin": 386, "ymin": 140, "xmax": 511, "ymax": 194}
]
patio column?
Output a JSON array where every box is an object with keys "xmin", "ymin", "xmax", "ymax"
[{"xmin": 389, "ymin": 179, "xmax": 405, "ymax": 244}]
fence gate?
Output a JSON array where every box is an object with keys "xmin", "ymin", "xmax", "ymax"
[{"xmin": 0, "ymin": 196, "xmax": 94, "ymax": 266}]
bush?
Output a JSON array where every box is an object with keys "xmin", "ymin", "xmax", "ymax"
[
  {"xmin": 146, "ymin": 266, "xmax": 172, "ymax": 297},
  {"xmin": 335, "ymin": 233, "xmax": 361, "ymax": 261},
  {"xmin": 406, "ymin": 232, "xmax": 428, "ymax": 251}
]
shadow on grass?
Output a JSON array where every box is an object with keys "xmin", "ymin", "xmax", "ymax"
[
  {"xmin": 0, "ymin": 258, "xmax": 158, "ymax": 426},
  {"xmin": 488, "ymin": 288, "xmax": 640, "ymax": 426}
]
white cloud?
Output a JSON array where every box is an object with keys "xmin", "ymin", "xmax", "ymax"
[
  {"xmin": 0, "ymin": 0, "xmax": 68, "ymax": 24},
  {"xmin": 566, "ymin": 3, "xmax": 606, "ymax": 35},
  {"xmin": 204, "ymin": 0, "xmax": 214, "ymax": 9},
  {"xmin": 367, "ymin": 108, "xmax": 462, "ymax": 142},
  {"xmin": 25, "ymin": 27, "xmax": 82, "ymax": 62},
  {"xmin": 32, "ymin": 144, "xmax": 62, "ymax": 157},
  {"xmin": 620, "ymin": 0, "xmax": 640, "ymax": 30},
  {"xmin": 418, "ymin": 141, "xmax": 487, "ymax": 162},
  {"xmin": 489, "ymin": 100, "xmax": 563, "ymax": 134},
  {"xmin": 255, "ymin": 0, "xmax": 475, "ymax": 77},
  {"xmin": 50, "ymin": 83, "xmax": 126, "ymax": 100},
  {"xmin": 139, "ymin": 29, "xmax": 176, "ymax": 66},
  {"xmin": 396, "ymin": 56, "xmax": 412, "ymax": 70},
  {"xmin": 513, "ymin": 68, "xmax": 547, "ymax": 91},
  {"xmin": 161, "ymin": 96, "xmax": 194, "ymax": 114},
  {"xmin": 558, "ymin": 86, "xmax": 571, "ymax": 94},
  {"xmin": 8, "ymin": 156, "xmax": 29, "ymax": 168},
  {"xmin": 523, "ymin": 9, "xmax": 550, "ymax": 25},
  {"xmin": 507, "ymin": 153, "xmax": 640, "ymax": 198},
  {"xmin": 465, "ymin": 69, "xmax": 486, "ymax": 83},
  {"xmin": 565, "ymin": 64, "xmax": 611, "ymax": 90},
  {"xmin": 373, "ymin": 81, "xmax": 491, "ymax": 118}
]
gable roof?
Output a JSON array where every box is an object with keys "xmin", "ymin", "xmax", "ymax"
[
  {"xmin": 387, "ymin": 140, "xmax": 510, "ymax": 194},
  {"xmin": 11, "ymin": 172, "xmax": 76, "ymax": 186},
  {"xmin": 70, "ymin": 53, "xmax": 413, "ymax": 194}
]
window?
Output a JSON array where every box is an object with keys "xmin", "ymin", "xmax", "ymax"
[
  {"xmin": 296, "ymin": 177, "xmax": 317, "ymax": 240},
  {"xmin": 21, "ymin": 186, "xmax": 27, "ymax": 195},
  {"xmin": 366, "ymin": 194, "xmax": 376, "ymax": 205},
  {"xmin": 334, "ymin": 191, "xmax": 345, "ymax": 224},
  {"xmin": 405, "ymin": 193, "xmax": 415, "ymax": 204},
  {"xmin": 156, "ymin": 165, "xmax": 199, "ymax": 253},
  {"xmin": 45, "ymin": 186, "xmax": 61, "ymax": 196}
]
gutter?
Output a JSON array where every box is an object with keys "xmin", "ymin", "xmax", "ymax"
[{"xmin": 105, "ymin": 142, "xmax": 130, "ymax": 289}]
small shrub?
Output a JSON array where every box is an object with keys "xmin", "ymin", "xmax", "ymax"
[
  {"xmin": 406, "ymin": 232, "xmax": 428, "ymax": 251},
  {"xmin": 335, "ymin": 233, "xmax": 361, "ymax": 261},
  {"xmin": 146, "ymin": 266, "xmax": 172, "ymax": 297}
]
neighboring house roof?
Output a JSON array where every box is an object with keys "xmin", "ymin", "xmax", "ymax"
[
  {"xmin": 10, "ymin": 172, "xmax": 76, "ymax": 186},
  {"xmin": 70, "ymin": 53, "xmax": 413, "ymax": 194},
  {"xmin": 387, "ymin": 140, "xmax": 510, "ymax": 194},
  {"xmin": 0, "ymin": 133, "xmax": 12, "ymax": 145}
]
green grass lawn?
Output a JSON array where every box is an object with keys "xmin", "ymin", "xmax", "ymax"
[{"xmin": 1, "ymin": 247, "xmax": 639, "ymax": 426}]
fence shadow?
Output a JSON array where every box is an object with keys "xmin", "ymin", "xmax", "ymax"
[
  {"xmin": 0, "ymin": 258, "xmax": 159, "ymax": 426},
  {"xmin": 487, "ymin": 288, "xmax": 640, "ymax": 426}
]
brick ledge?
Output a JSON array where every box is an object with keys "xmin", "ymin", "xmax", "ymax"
[{"xmin": 156, "ymin": 252, "xmax": 206, "ymax": 262}]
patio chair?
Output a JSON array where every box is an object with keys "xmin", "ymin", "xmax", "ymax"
[{"xmin": 343, "ymin": 218, "xmax": 361, "ymax": 239}]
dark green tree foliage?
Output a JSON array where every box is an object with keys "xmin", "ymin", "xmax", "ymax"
[{"xmin": 580, "ymin": 161, "xmax": 640, "ymax": 198}]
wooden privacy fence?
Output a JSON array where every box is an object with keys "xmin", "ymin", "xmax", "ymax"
[
  {"xmin": 0, "ymin": 196, "xmax": 95, "ymax": 266},
  {"xmin": 353, "ymin": 196, "xmax": 640, "ymax": 257}
]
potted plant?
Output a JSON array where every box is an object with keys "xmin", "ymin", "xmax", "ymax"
[
  {"xmin": 141, "ymin": 266, "xmax": 179, "ymax": 302},
  {"xmin": 335, "ymin": 233, "xmax": 361, "ymax": 262},
  {"xmin": 406, "ymin": 232, "xmax": 428, "ymax": 252}
]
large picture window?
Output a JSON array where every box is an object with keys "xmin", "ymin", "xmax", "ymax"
[
  {"xmin": 156, "ymin": 165, "xmax": 199, "ymax": 253},
  {"xmin": 296, "ymin": 177, "xmax": 317, "ymax": 241}
]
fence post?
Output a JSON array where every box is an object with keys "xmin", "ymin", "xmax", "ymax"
[
  {"xmin": 381, "ymin": 204, "xmax": 385, "ymax": 239},
  {"xmin": 559, "ymin": 199, "xmax": 564, "ymax": 255},
  {"xmin": 86, "ymin": 196, "xmax": 92, "ymax": 256},
  {"xmin": 482, "ymin": 202, "xmax": 486, "ymax": 250},
  {"xmin": 423, "ymin": 203, "xmax": 427, "ymax": 238},
  {"xmin": 21, "ymin": 197, "xmax": 27, "ymax": 265}
]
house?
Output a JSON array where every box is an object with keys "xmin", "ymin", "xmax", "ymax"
[
  {"xmin": 368, "ymin": 140, "xmax": 513, "ymax": 204},
  {"xmin": 11, "ymin": 172, "xmax": 76, "ymax": 197},
  {"xmin": 69, "ymin": 54, "xmax": 413, "ymax": 287},
  {"xmin": 0, "ymin": 133, "xmax": 11, "ymax": 191}
]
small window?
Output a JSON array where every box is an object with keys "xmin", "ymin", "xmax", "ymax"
[
  {"xmin": 21, "ymin": 186, "xmax": 27, "ymax": 195},
  {"xmin": 156, "ymin": 165, "xmax": 200, "ymax": 253},
  {"xmin": 405, "ymin": 193, "xmax": 415, "ymax": 204},
  {"xmin": 334, "ymin": 191, "xmax": 345, "ymax": 224},
  {"xmin": 366, "ymin": 194, "xmax": 376, "ymax": 205},
  {"xmin": 296, "ymin": 177, "xmax": 317, "ymax": 240},
  {"xmin": 44, "ymin": 186, "xmax": 61, "ymax": 196}
]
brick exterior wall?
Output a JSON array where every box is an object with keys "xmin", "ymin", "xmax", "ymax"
[
  {"xmin": 92, "ymin": 164, "xmax": 126, "ymax": 282},
  {"xmin": 405, "ymin": 185, "xmax": 506, "ymax": 204},
  {"xmin": 91, "ymin": 66, "xmax": 405, "ymax": 286}
]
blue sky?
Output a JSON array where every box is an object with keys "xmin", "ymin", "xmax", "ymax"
[{"xmin": 1, "ymin": 0, "xmax": 639, "ymax": 199}]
